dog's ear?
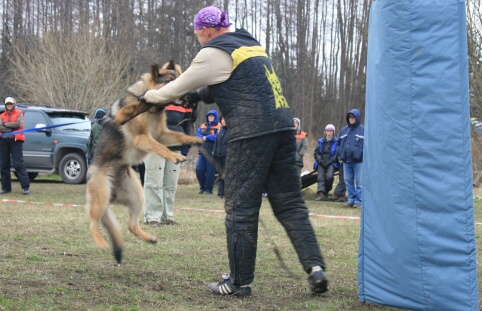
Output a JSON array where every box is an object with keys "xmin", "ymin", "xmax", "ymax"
[
  {"xmin": 166, "ymin": 60, "xmax": 176, "ymax": 70},
  {"xmin": 161, "ymin": 60, "xmax": 182, "ymax": 76},
  {"xmin": 150, "ymin": 63, "xmax": 160, "ymax": 80}
]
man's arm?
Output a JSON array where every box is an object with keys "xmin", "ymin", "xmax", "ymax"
[
  {"xmin": 144, "ymin": 48, "xmax": 232, "ymax": 104},
  {"xmin": 4, "ymin": 113, "xmax": 23, "ymax": 129}
]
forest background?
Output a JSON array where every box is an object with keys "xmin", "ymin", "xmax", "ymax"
[{"xmin": 0, "ymin": 0, "xmax": 481, "ymax": 145}]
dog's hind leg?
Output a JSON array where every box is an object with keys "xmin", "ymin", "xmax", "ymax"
[
  {"xmin": 86, "ymin": 170, "xmax": 112, "ymax": 252},
  {"xmin": 101, "ymin": 208, "xmax": 124, "ymax": 263},
  {"xmin": 115, "ymin": 168, "xmax": 157, "ymax": 245}
]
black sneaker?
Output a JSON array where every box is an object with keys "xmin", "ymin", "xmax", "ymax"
[
  {"xmin": 23, "ymin": 187, "xmax": 30, "ymax": 195},
  {"xmin": 208, "ymin": 274, "xmax": 251, "ymax": 297},
  {"xmin": 308, "ymin": 269, "xmax": 329, "ymax": 294}
]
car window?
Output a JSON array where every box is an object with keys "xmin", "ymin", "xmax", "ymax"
[
  {"xmin": 24, "ymin": 111, "xmax": 48, "ymax": 129},
  {"xmin": 47, "ymin": 112, "xmax": 91, "ymax": 131}
]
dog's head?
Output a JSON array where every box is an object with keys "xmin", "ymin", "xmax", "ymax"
[{"xmin": 149, "ymin": 60, "xmax": 182, "ymax": 89}]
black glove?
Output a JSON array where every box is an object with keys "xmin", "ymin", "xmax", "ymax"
[
  {"xmin": 187, "ymin": 91, "xmax": 200, "ymax": 104},
  {"xmin": 330, "ymin": 156, "xmax": 338, "ymax": 163}
]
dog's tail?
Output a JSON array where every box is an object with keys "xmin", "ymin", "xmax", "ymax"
[{"xmin": 102, "ymin": 208, "xmax": 124, "ymax": 263}]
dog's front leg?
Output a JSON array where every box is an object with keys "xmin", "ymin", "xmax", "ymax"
[
  {"xmin": 113, "ymin": 100, "xmax": 153, "ymax": 125},
  {"xmin": 134, "ymin": 134, "xmax": 187, "ymax": 164}
]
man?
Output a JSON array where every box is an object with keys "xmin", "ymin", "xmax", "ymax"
[
  {"xmin": 138, "ymin": 6, "xmax": 328, "ymax": 296},
  {"xmin": 0, "ymin": 97, "xmax": 30, "ymax": 195},
  {"xmin": 144, "ymin": 99, "xmax": 195, "ymax": 226},
  {"xmin": 337, "ymin": 109, "xmax": 364, "ymax": 208},
  {"xmin": 293, "ymin": 117, "xmax": 308, "ymax": 177},
  {"xmin": 87, "ymin": 108, "xmax": 107, "ymax": 165}
]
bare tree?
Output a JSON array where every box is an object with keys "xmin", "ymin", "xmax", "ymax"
[
  {"xmin": 467, "ymin": 0, "xmax": 482, "ymax": 174},
  {"xmin": 7, "ymin": 28, "xmax": 134, "ymax": 115}
]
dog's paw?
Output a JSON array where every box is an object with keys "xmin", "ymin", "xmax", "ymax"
[
  {"xmin": 169, "ymin": 153, "xmax": 187, "ymax": 164},
  {"xmin": 96, "ymin": 239, "xmax": 110, "ymax": 251},
  {"xmin": 194, "ymin": 138, "xmax": 203, "ymax": 145}
]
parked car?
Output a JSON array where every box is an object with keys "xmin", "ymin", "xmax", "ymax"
[
  {"xmin": 0, "ymin": 104, "xmax": 91, "ymax": 184},
  {"xmin": 474, "ymin": 122, "xmax": 482, "ymax": 133}
]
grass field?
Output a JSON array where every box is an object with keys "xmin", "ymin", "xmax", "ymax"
[{"xmin": 0, "ymin": 173, "xmax": 480, "ymax": 310}]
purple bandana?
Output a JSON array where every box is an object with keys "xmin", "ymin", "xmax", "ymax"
[{"xmin": 194, "ymin": 6, "xmax": 232, "ymax": 30}]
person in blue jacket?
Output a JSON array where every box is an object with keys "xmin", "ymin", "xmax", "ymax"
[
  {"xmin": 195, "ymin": 109, "xmax": 220, "ymax": 194},
  {"xmin": 337, "ymin": 109, "xmax": 364, "ymax": 208},
  {"xmin": 313, "ymin": 124, "xmax": 339, "ymax": 201}
]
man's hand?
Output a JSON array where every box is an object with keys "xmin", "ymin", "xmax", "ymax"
[{"xmin": 181, "ymin": 91, "xmax": 200, "ymax": 108}]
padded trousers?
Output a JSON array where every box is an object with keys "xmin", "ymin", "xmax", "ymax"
[{"xmin": 224, "ymin": 131, "xmax": 325, "ymax": 286}]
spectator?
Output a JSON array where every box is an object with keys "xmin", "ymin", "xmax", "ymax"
[
  {"xmin": 328, "ymin": 163, "xmax": 346, "ymax": 202},
  {"xmin": 195, "ymin": 109, "xmax": 220, "ymax": 194},
  {"xmin": 144, "ymin": 101, "xmax": 193, "ymax": 226},
  {"xmin": 212, "ymin": 115, "xmax": 228, "ymax": 199},
  {"xmin": 314, "ymin": 124, "xmax": 338, "ymax": 201},
  {"xmin": 138, "ymin": 6, "xmax": 328, "ymax": 297},
  {"xmin": 87, "ymin": 108, "xmax": 107, "ymax": 165},
  {"xmin": 144, "ymin": 85, "xmax": 196, "ymax": 226},
  {"xmin": 0, "ymin": 97, "xmax": 30, "ymax": 195},
  {"xmin": 337, "ymin": 109, "xmax": 364, "ymax": 208},
  {"xmin": 293, "ymin": 118, "xmax": 308, "ymax": 176}
]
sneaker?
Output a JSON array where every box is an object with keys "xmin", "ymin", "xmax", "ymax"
[
  {"xmin": 308, "ymin": 268, "xmax": 329, "ymax": 294},
  {"xmin": 146, "ymin": 221, "xmax": 160, "ymax": 226},
  {"xmin": 262, "ymin": 193, "xmax": 268, "ymax": 198},
  {"xmin": 23, "ymin": 187, "xmax": 30, "ymax": 195},
  {"xmin": 335, "ymin": 196, "xmax": 345, "ymax": 202},
  {"xmin": 160, "ymin": 220, "xmax": 179, "ymax": 226},
  {"xmin": 343, "ymin": 202, "xmax": 354, "ymax": 208},
  {"xmin": 0, "ymin": 189, "xmax": 11, "ymax": 194},
  {"xmin": 208, "ymin": 274, "xmax": 251, "ymax": 297},
  {"xmin": 198, "ymin": 190, "xmax": 204, "ymax": 194},
  {"xmin": 314, "ymin": 194, "xmax": 326, "ymax": 201},
  {"xmin": 353, "ymin": 204, "xmax": 361, "ymax": 208}
]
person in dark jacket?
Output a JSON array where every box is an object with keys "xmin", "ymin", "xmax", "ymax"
[
  {"xmin": 195, "ymin": 109, "xmax": 220, "ymax": 194},
  {"xmin": 337, "ymin": 109, "xmax": 364, "ymax": 208},
  {"xmin": 212, "ymin": 115, "xmax": 228, "ymax": 199},
  {"xmin": 138, "ymin": 6, "xmax": 328, "ymax": 297},
  {"xmin": 0, "ymin": 97, "xmax": 30, "ymax": 195},
  {"xmin": 87, "ymin": 108, "xmax": 107, "ymax": 165},
  {"xmin": 293, "ymin": 118, "xmax": 308, "ymax": 176},
  {"xmin": 314, "ymin": 124, "xmax": 339, "ymax": 201}
]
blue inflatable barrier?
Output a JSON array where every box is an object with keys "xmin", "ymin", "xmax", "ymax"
[{"xmin": 359, "ymin": 1, "xmax": 479, "ymax": 310}]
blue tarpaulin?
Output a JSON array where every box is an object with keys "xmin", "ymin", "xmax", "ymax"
[{"xmin": 358, "ymin": 0, "xmax": 479, "ymax": 310}]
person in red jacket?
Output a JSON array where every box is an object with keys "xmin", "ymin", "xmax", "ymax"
[{"xmin": 0, "ymin": 97, "xmax": 30, "ymax": 194}]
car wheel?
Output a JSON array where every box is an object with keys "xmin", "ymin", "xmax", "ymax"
[{"xmin": 59, "ymin": 153, "xmax": 87, "ymax": 184}]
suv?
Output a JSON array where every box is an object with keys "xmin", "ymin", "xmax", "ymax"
[{"xmin": 1, "ymin": 104, "xmax": 91, "ymax": 184}]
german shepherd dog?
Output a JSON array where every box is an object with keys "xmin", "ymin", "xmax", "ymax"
[{"xmin": 86, "ymin": 61, "xmax": 202, "ymax": 263}]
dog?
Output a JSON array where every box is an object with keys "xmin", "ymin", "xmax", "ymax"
[{"xmin": 86, "ymin": 61, "xmax": 203, "ymax": 263}]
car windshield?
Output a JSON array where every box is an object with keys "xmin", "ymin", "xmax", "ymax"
[{"xmin": 47, "ymin": 112, "xmax": 91, "ymax": 131}]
